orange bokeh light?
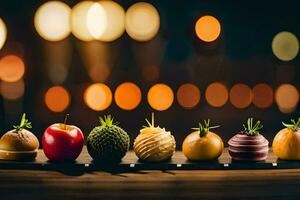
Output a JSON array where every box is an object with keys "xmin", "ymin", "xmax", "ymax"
[
  {"xmin": 252, "ymin": 83, "xmax": 273, "ymax": 109},
  {"xmin": 45, "ymin": 86, "xmax": 70, "ymax": 112},
  {"xmin": 230, "ymin": 84, "xmax": 253, "ymax": 109},
  {"xmin": 0, "ymin": 79, "xmax": 25, "ymax": 100},
  {"xmin": 147, "ymin": 83, "xmax": 174, "ymax": 111},
  {"xmin": 275, "ymin": 84, "xmax": 299, "ymax": 113},
  {"xmin": 195, "ymin": 15, "xmax": 221, "ymax": 42},
  {"xmin": 205, "ymin": 82, "xmax": 228, "ymax": 107},
  {"xmin": 142, "ymin": 65, "xmax": 160, "ymax": 83},
  {"xmin": 0, "ymin": 55, "xmax": 25, "ymax": 82},
  {"xmin": 177, "ymin": 83, "xmax": 200, "ymax": 109},
  {"xmin": 84, "ymin": 83, "xmax": 112, "ymax": 111},
  {"xmin": 114, "ymin": 82, "xmax": 142, "ymax": 110}
]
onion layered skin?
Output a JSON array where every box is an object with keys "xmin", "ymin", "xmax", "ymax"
[{"xmin": 228, "ymin": 132, "xmax": 269, "ymax": 161}]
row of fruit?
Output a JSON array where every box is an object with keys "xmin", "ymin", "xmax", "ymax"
[{"xmin": 0, "ymin": 113, "xmax": 299, "ymax": 163}]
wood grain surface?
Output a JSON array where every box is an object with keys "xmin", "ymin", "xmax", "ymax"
[
  {"xmin": 1, "ymin": 168, "xmax": 300, "ymax": 200},
  {"xmin": 1, "ymin": 148, "xmax": 300, "ymax": 199}
]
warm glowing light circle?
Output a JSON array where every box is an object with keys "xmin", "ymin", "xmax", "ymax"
[
  {"xmin": 84, "ymin": 83, "xmax": 112, "ymax": 111},
  {"xmin": 272, "ymin": 31, "xmax": 299, "ymax": 61},
  {"xmin": 275, "ymin": 84, "xmax": 299, "ymax": 113},
  {"xmin": 45, "ymin": 86, "xmax": 70, "ymax": 112},
  {"xmin": 177, "ymin": 83, "xmax": 200, "ymax": 109},
  {"xmin": 147, "ymin": 83, "xmax": 174, "ymax": 111},
  {"xmin": 252, "ymin": 83, "xmax": 273, "ymax": 109},
  {"xmin": 114, "ymin": 82, "xmax": 142, "ymax": 110},
  {"xmin": 205, "ymin": 82, "xmax": 228, "ymax": 107},
  {"xmin": 34, "ymin": 1, "xmax": 71, "ymax": 41},
  {"xmin": 86, "ymin": 2, "xmax": 107, "ymax": 40},
  {"xmin": 71, "ymin": 1, "xmax": 96, "ymax": 41},
  {"xmin": 230, "ymin": 84, "xmax": 253, "ymax": 109},
  {"xmin": 0, "ymin": 55, "xmax": 25, "ymax": 82},
  {"xmin": 0, "ymin": 80, "xmax": 25, "ymax": 100},
  {"xmin": 142, "ymin": 65, "xmax": 160, "ymax": 83},
  {"xmin": 125, "ymin": 2, "xmax": 160, "ymax": 41},
  {"xmin": 0, "ymin": 18, "xmax": 7, "ymax": 50},
  {"xmin": 195, "ymin": 15, "xmax": 221, "ymax": 42},
  {"xmin": 88, "ymin": 1, "xmax": 125, "ymax": 42}
]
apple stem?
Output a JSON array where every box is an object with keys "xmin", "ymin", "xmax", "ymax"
[{"xmin": 64, "ymin": 114, "xmax": 69, "ymax": 130}]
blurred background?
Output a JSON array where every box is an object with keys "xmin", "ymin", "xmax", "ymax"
[{"xmin": 0, "ymin": 0, "xmax": 299, "ymax": 147}]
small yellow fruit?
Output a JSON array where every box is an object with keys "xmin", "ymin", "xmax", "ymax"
[
  {"xmin": 273, "ymin": 128, "xmax": 300, "ymax": 160},
  {"xmin": 182, "ymin": 119, "xmax": 224, "ymax": 161}
]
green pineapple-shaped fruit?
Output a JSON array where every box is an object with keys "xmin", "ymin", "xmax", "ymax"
[{"xmin": 87, "ymin": 115, "xmax": 130, "ymax": 163}]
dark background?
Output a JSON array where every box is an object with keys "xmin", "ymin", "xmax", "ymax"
[{"xmin": 0, "ymin": 0, "xmax": 299, "ymax": 148}]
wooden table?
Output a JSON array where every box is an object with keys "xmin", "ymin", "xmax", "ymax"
[
  {"xmin": 1, "ymin": 169, "xmax": 300, "ymax": 199},
  {"xmin": 1, "ymin": 148, "xmax": 300, "ymax": 199}
]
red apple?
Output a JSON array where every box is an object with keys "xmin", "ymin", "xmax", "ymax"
[{"xmin": 42, "ymin": 122, "xmax": 84, "ymax": 161}]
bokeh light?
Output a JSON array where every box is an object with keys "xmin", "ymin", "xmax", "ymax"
[
  {"xmin": 177, "ymin": 83, "xmax": 200, "ymax": 109},
  {"xmin": 48, "ymin": 64, "xmax": 68, "ymax": 85},
  {"xmin": 0, "ymin": 55, "xmax": 25, "ymax": 82},
  {"xmin": 147, "ymin": 83, "xmax": 174, "ymax": 111},
  {"xmin": 252, "ymin": 83, "xmax": 273, "ymax": 109},
  {"xmin": 141, "ymin": 65, "xmax": 160, "ymax": 83},
  {"xmin": 88, "ymin": 64, "xmax": 110, "ymax": 83},
  {"xmin": 0, "ymin": 80, "xmax": 24, "ymax": 100},
  {"xmin": 230, "ymin": 84, "xmax": 252, "ymax": 109},
  {"xmin": 195, "ymin": 15, "xmax": 221, "ymax": 42},
  {"xmin": 45, "ymin": 86, "xmax": 70, "ymax": 112},
  {"xmin": 0, "ymin": 17, "xmax": 7, "ymax": 50},
  {"xmin": 275, "ymin": 84, "xmax": 299, "ymax": 113},
  {"xmin": 86, "ymin": 2, "xmax": 107, "ymax": 40},
  {"xmin": 114, "ymin": 82, "xmax": 142, "ymax": 110},
  {"xmin": 205, "ymin": 82, "xmax": 228, "ymax": 107},
  {"xmin": 71, "ymin": 1, "xmax": 96, "ymax": 41},
  {"xmin": 34, "ymin": 1, "xmax": 71, "ymax": 41},
  {"xmin": 84, "ymin": 83, "xmax": 112, "ymax": 111},
  {"xmin": 88, "ymin": 1, "xmax": 125, "ymax": 42},
  {"xmin": 272, "ymin": 31, "xmax": 299, "ymax": 61},
  {"xmin": 125, "ymin": 2, "xmax": 160, "ymax": 41}
]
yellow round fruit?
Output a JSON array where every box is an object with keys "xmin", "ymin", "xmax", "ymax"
[
  {"xmin": 273, "ymin": 128, "xmax": 300, "ymax": 160},
  {"xmin": 182, "ymin": 131, "xmax": 223, "ymax": 160},
  {"xmin": 182, "ymin": 120, "xmax": 224, "ymax": 161}
]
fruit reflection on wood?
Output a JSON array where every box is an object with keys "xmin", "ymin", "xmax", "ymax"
[{"xmin": 1, "ymin": 113, "xmax": 300, "ymax": 165}]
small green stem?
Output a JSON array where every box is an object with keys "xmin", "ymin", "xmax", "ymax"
[
  {"xmin": 13, "ymin": 113, "xmax": 32, "ymax": 132},
  {"xmin": 243, "ymin": 118, "xmax": 263, "ymax": 136},
  {"xmin": 64, "ymin": 114, "xmax": 69, "ymax": 130},
  {"xmin": 283, "ymin": 118, "xmax": 300, "ymax": 132},
  {"xmin": 192, "ymin": 119, "xmax": 220, "ymax": 137}
]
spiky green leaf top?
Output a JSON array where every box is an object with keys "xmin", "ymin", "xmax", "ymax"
[
  {"xmin": 242, "ymin": 117, "xmax": 263, "ymax": 136},
  {"xmin": 192, "ymin": 119, "xmax": 220, "ymax": 137},
  {"xmin": 13, "ymin": 113, "xmax": 32, "ymax": 132},
  {"xmin": 282, "ymin": 118, "xmax": 300, "ymax": 132},
  {"xmin": 99, "ymin": 115, "xmax": 118, "ymax": 128},
  {"xmin": 143, "ymin": 112, "xmax": 155, "ymax": 128}
]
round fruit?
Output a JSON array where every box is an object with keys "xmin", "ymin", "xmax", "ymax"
[
  {"xmin": 273, "ymin": 118, "xmax": 300, "ymax": 160},
  {"xmin": 134, "ymin": 113, "xmax": 176, "ymax": 162},
  {"xmin": 0, "ymin": 113, "xmax": 39, "ymax": 161},
  {"xmin": 182, "ymin": 119, "xmax": 223, "ymax": 161},
  {"xmin": 87, "ymin": 115, "xmax": 130, "ymax": 163},
  {"xmin": 42, "ymin": 115, "xmax": 84, "ymax": 161},
  {"xmin": 228, "ymin": 118, "xmax": 269, "ymax": 161}
]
